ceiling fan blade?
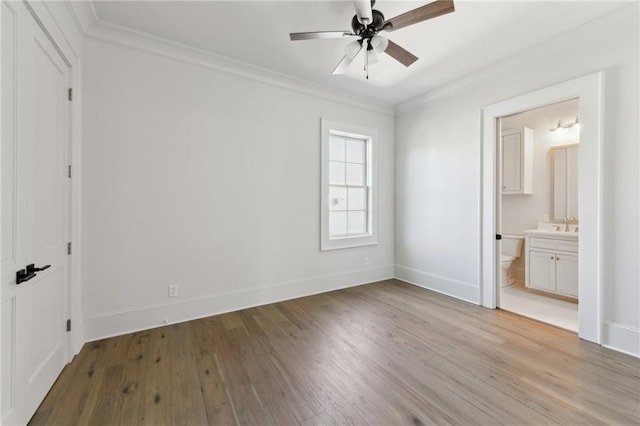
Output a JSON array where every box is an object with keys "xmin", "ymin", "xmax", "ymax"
[
  {"xmin": 332, "ymin": 56, "xmax": 352, "ymax": 75},
  {"xmin": 289, "ymin": 31, "xmax": 356, "ymax": 41},
  {"xmin": 384, "ymin": 40, "xmax": 418, "ymax": 67},
  {"xmin": 352, "ymin": 0, "xmax": 373, "ymax": 25},
  {"xmin": 385, "ymin": 0, "xmax": 455, "ymax": 31},
  {"xmin": 333, "ymin": 45, "xmax": 363, "ymax": 74}
]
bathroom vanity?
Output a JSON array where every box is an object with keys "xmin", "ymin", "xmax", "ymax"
[{"xmin": 523, "ymin": 228, "xmax": 578, "ymax": 298}]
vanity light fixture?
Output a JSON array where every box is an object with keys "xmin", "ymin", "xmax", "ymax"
[{"xmin": 549, "ymin": 116, "xmax": 580, "ymax": 132}]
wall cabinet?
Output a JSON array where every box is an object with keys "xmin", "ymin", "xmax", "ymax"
[
  {"xmin": 524, "ymin": 233, "xmax": 578, "ymax": 298},
  {"xmin": 502, "ymin": 128, "xmax": 534, "ymax": 194}
]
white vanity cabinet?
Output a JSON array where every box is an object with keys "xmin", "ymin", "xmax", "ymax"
[
  {"xmin": 502, "ymin": 127, "xmax": 534, "ymax": 194},
  {"xmin": 524, "ymin": 231, "xmax": 578, "ymax": 298}
]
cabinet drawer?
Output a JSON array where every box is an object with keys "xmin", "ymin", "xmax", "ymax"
[{"xmin": 528, "ymin": 237, "xmax": 578, "ymax": 252}]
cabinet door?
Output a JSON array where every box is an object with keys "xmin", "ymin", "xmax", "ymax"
[
  {"xmin": 556, "ymin": 253, "xmax": 578, "ymax": 297},
  {"xmin": 529, "ymin": 250, "xmax": 556, "ymax": 291},
  {"xmin": 566, "ymin": 146, "xmax": 579, "ymax": 218},
  {"xmin": 502, "ymin": 132, "xmax": 522, "ymax": 193}
]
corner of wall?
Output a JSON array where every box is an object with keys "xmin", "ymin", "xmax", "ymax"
[
  {"xmin": 602, "ymin": 321, "xmax": 640, "ymax": 358},
  {"xmin": 84, "ymin": 19, "xmax": 394, "ymax": 118},
  {"xmin": 394, "ymin": 265, "xmax": 479, "ymax": 305}
]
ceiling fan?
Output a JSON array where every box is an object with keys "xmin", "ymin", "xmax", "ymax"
[{"xmin": 289, "ymin": 0, "xmax": 455, "ymax": 78}]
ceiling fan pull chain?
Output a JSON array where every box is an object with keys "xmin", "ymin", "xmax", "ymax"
[{"xmin": 365, "ymin": 39, "xmax": 370, "ymax": 79}]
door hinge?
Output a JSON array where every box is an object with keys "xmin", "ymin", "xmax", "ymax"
[
  {"xmin": 67, "ymin": 242, "xmax": 72, "ymax": 255},
  {"xmin": 68, "ymin": 165, "xmax": 72, "ymax": 178},
  {"xmin": 68, "ymin": 88, "xmax": 73, "ymax": 101},
  {"xmin": 66, "ymin": 319, "xmax": 71, "ymax": 332}
]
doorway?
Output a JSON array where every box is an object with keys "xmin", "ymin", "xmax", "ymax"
[
  {"xmin": 481, "ymin": 73, "xmax": 603, "ymax": 344},
  {"xmin": 497, "ymin": 99, "xmax": 580, "ymax": 332}
]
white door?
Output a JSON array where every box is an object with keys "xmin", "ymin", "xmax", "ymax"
[{"xmin": 2, "ymin": 2, "xmax": 72, "ymax": 424}]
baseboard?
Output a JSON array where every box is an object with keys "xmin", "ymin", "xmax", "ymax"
[
  {"xmin": 83, "ymin": 265, "xmax": 394, "ymax": 342},
  {"xmin": 394, "ymin": 265, "xmax": 479, "ymax": 304},
  {"xmin": 601, "ymin": 321, "xmax": 640, "ymax": 358}
]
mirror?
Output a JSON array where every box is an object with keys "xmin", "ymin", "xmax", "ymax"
[{"xmin": 551, "ymin": 143, "xmax": 579, "ymax": 219}]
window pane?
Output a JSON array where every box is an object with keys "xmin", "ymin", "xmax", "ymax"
[
  {"xmin": 346, "ymin": 163, "xmax": 364, "ymax": 186},
  {"xmin": 348, "ymin": 187, "xmax": 366, "ymax": 210},
  {"xmin": 348, "ymin": 211, "xmax": 366, "ymax": 235},
  {"xmin": 329, "ymin": 187, "xmax": 347, "ymax": 211},
  {"xmin": 329, "ymin": 161, "xmax": 345, "ymax": 185},
  {"xmin": 346, "ymin": 139, "xmax": 365, "ymax": 164},
  {"xmin": 329, "ymin": 136, "xmax": 346, "ymax": 161},
  {"xmin": 330, "ymin": 212, "xmax": 347, "ymax": 236}
]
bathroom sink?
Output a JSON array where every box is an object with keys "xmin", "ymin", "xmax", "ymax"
[{"xmin": 536, "ymin": 222, "xmax": 578, "ymax": 232}]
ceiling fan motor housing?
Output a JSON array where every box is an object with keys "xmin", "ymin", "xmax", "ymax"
[{"xmin": 351, "ymin": 9, "xmax": 386, "ymax": 37}]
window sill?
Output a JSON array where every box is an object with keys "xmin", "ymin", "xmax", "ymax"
[{"xmin": 320, "ymin": 236, "xmax": 379, "ymax": 251}]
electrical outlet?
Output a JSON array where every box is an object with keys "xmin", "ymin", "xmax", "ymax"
[
  {"xmin": 168, "ymin": 285, "xmax": 178, "ymax": 297},
  {"xmin": 364, "ymin": 256, "xmax": 370, "ymax": 266}
]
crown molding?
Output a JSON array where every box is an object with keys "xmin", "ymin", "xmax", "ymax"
[
  {"xmin": 85, "ymin": 20, "xmax": 395, "ymax": 117},
  {"xmin": 65, "ymin": 0, "xmax": 98, "ymax": 35},
  {"xmin": 395, "ymin": 1, "xmax": 637, "ymax": 117}
]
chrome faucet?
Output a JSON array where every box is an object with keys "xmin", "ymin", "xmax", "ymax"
[{"xmin": 564, "ymin": 217, "xmax": 577, "ymax": 232}]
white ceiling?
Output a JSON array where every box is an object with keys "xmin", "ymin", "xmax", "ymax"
[{"xmin": 91, "ymin": 1, "xmax": 632, "ymax": 104}]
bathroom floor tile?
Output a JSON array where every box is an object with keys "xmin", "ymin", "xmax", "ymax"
[{"xmin": 499, "ymin": 282, "xmax": 578, "ymax": 332}]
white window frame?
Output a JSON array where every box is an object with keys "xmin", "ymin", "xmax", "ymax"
[{"xmin": 321, "ymin": 119, "xmax": 378, "ymax": 251}]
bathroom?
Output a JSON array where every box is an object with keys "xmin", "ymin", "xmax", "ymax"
[{"xmin": 498, "ymin": 98, "xmax": 580, "ymax": 332}]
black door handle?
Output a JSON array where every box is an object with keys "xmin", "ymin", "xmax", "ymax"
[
  {"xmin": 16, "ymin": 269, "xmax": 37, "ymax": 285},
  {"xmin": 26, "ymin": 263, "xmax": 51, "ymax": 274}
]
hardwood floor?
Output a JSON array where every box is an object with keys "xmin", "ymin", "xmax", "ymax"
[{"xmin": 30, "ymin": 280, "xmax": 640, "ymax": 425}]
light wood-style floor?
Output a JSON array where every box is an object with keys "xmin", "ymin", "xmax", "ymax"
[{"xmin": 31, "ymin": 280, "xmax": 640, "ymax": 425}]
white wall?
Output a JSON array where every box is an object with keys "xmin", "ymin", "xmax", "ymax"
[
  {"xmin": 395, "ymin": 4, "xmax": 639, "ymax": 354},
  {"xmin": 81, "ymin": 37, "xmax": 395, "ymax": 340}
]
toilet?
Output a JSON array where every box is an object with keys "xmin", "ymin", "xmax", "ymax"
[{"xmin": 501, "ymin": 234, "xmax": 524, "ymax": 287}]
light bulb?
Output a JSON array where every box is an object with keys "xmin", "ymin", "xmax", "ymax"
[
  {"xmin": 370, "ymin": 35, "xmax": 388, "ymax": 53},
  {"xmin": 367, "ymin": 49, "xmax": 379, "ymax": 65},
  {"xmin": 345, "ymin": 40, "xmax": 362, "ymax": 60}
]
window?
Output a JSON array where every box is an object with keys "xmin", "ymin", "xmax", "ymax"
[{"xmin": 321, "ymin": 119, "xmax": 378, "ymax": 250}]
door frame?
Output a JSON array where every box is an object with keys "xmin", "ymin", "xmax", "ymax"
[{"xmin": 480, "ymin": 72, "xmax": 603, "ymax": 344}]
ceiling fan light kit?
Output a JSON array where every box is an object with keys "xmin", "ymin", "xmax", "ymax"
[{"xmin": 289, "ymin": 0, "xmax": 455, "ymax": 79}]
